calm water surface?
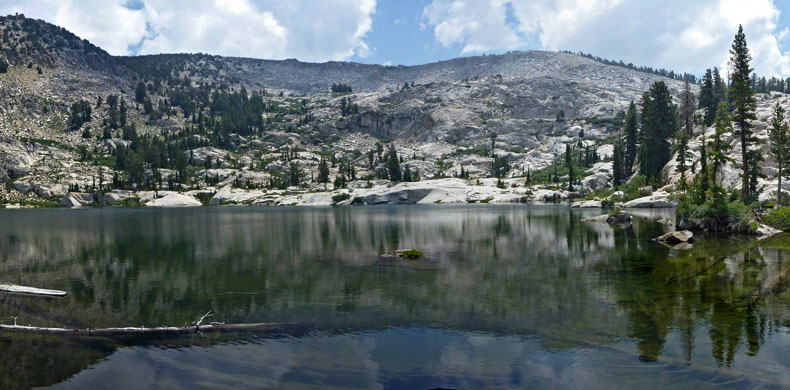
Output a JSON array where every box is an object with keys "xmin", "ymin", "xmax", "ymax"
[{"xmin": 0, "ymin": 205, "xmax": 787, "ymax": 389}]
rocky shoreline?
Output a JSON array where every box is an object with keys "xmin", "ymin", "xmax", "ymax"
[{"xmin": 34, "ymin": 178, "xmax": 680, "ymax": 209}]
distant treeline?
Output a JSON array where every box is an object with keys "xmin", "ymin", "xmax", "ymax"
[{"xmin": 561, "ymin": 50, "xmax": 698, "ymax": 84}]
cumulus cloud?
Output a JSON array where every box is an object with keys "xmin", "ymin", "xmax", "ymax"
[
  {"xmin": 422, "ymin": 0, "xmax": 790, "ymax": 76},
  {"xmin": 0, "ymin": 0, "xmax": 376, "ymax": 62}
]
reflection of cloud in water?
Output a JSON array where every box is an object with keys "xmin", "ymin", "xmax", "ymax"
[{"xmin": 50, "ymin": 326, "xmax": 790, "ymax": 389}]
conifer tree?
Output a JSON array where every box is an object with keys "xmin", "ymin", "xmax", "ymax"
[
  {"xmin": 386, "ymin": 145, "xmax": 402, "ymax": 181},
  {"xmin": 769, "ymin": 102, "xmax": 789, "ymax": 206},
  {"xmin": 613, "ymin": 139, "xmax": 624, "ymax": 186},
  {"xmin": 623, "ymin": 101, "xmax": 638, "ymax": 175},
  {"xmin": 679, "ymin": 76, "xmax": 695, "ymax": 136},
  {"xmin": 708, "ymin": 103, "xmax": 734, "ymax": 186},
  {"xmin": 674, "ymin": 127, "xmax": 690, "ymax": 192},
  {"xmin": 317, "ymin": 158, "xmax": 330, "ymax": 184},
  {"xmin": 729, "ymin": 25, "xmax": 758, "ymax": 200},
  {"xmin": 712, "ymin": 67, "xmax": 727, "ymax": 111},
  {"xmin": 639, "ymin": 82, "xmax": 678, "ymax": 184},
  {"xmin": 403, "ymin": 165, "xmax": 413, "ymax": 182},
  {"xmin": 135, "ymin": 81, "xmax": 147, "ymax": 103},
  {"xmin": 699, "ymin": 69, "xmax": 715, "ymax": 126}
]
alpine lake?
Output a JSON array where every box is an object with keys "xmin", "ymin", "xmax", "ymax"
[{"xmin": 0, "ymin": 205, "xmax": 788, "ymax": 389}]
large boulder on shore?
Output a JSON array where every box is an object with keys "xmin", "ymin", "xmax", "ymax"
[
  {"xmin": 60, "ymin": 192, "xmax": 95, "ymax": 208},
  {"xmin": 145, "ymin": 193, "xmax": 202, "ymax": 207},
  {"xmin": 653, "ymin": 230, "xmax": 694, "ymax": 244},
  {"xmin": 571, "ymin": 200, "xmax": 602, "ymax": 208},
  {"xmin": 621, "ymin": 191, "xmax": 676, "ymax": 208}
]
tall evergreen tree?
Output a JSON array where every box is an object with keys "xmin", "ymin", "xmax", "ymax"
[
  {"xmin": 135, "ymin": 81, "xmax": 147, "ymax": 104},
  {"xmin": 317, "ymin": 158, "xmax": 330, "ymax": 184},
  {"xmin": 613, "ymin": 139, "xmax": 624, "ymax": 186},
  {"xmin": 679, "ymin": 76, "xmax": 695, "ymax": 136},
  {"xmin": 674, "ymin": 127, "xmax": 691, "ymax": 192},
  {"xmin": 709, "ymin": 103, "xmax": 734, "ymax": 186},
  {"xmin": 624, "ymin": 101, "xmax": 638, "ymax": 176},
  {"xmin": 639, "ymin": 81, "xmax": 678, "ymax": 184},
  {"xmin": 699, "ymin": 69, "xmax": 715, "ymax": 126},
  {"xmin": 385, "ymin": 145, "xmax": 402, "ymax": 181},
  {"xmin": 728, "ymin": 25, "xmax": 758, "ymax": 200},
  {"xmin": 712, "ymin": 67, "xmax": 727, "ymax": 111},
  {"xmin": 566, "ymin": 144, "xmax": 574, "ymax": 190},
  {"xmin": 769, "ymin": 102, "xmax": 789, "ymax": 206}
]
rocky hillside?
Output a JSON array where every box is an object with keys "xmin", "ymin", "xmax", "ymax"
[{"xmin": 2, "ymin": 14, "xmax": 752, "ymax": 209}]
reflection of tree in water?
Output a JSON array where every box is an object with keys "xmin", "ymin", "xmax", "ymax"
[
  {"xmin": 608, "ymin": 224, "xmax": 786, "ymax": 366},
  {"xmin": 0, "ymin": 207, "xmax": 788, "ymax": 387}
]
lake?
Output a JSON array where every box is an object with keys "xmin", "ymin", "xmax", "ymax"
[{"xmin": 0, "ymin": 205, "xmax": 788, "ymax": 389}]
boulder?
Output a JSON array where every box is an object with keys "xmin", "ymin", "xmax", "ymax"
[
  {"xmin": 12, "ymin": 179, "xmax": 33, "ymax": 194},
  {"xmin": 606, "ymin": 212, "xmax": 632, "ymax": 225},
  {"xmin": 145, "ymin": 193, "xmax": 202, "ymax": 207},
  {"xmin": 35, "ymin": 183, "xmax": 67, "ymax": 199},
  {"xmin": 653, "ymin": 230, "xmax": 694, "ymax": 244},
  {"xmin": 60, "ymin": 192, "xmax": 95, "ymax": 208},
  {"xmin": 582, "ymin": 214, "xmax": 610, "ymax": 223},
  {"xmin": 622, "ymin": 192, "xmax": 677, "ymax": 208},
  {"xmin": 363, "ymin": 187, "xmax": 432, "ymax": 204},
  {"xmin": 570, "ymin": 200, "xmax": 602, "ymax": 208},
  {"xmin": 100, "ymin": 190, "xmax": 135, "ymax": 204},
  {"xmin": 756, "ymin": 224, "xmax": 782, "ymax": 238}
]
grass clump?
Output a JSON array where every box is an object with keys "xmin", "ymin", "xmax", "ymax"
[
  {"xmin": 763, "ymin": 207, "xmax": 790, "ymax": 231},
  {"xmin": 399, "ymin": 249, "xmax": 423, "ymax": 259}
]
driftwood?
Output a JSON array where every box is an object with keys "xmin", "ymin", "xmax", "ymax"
[
  {"xmin": 0, "ymin": 311, "xmax": 312, "ymax": 336},
  {"xmin": 0, "ymin": 283, "xmax": 67, "ymax": 297},
  {"xmin": 746, "ymin": 269, "xmax": 790, "ymax": 306}
]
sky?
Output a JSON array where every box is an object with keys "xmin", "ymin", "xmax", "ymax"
[{"xmin": 2, "ymin": 0, "xmax": 790, "ymax": 77}]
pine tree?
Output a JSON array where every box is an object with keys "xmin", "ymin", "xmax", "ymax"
[
  {"xmin": 729, "ymin": 25, "xmax": 758, "ymax": 200},
  {"xmin": 699, "ymin": 69, "xmax": 715, "ymax": 126},
  {"xmin": 386, "ymin": 145, "xmax": 402, "ymax": 181},
  {"xmin": 119, "ymin": 99, "xmax": 127, "ymax": 128},
  {"xmin": 769, "ymin": 102, "xmax": 789, "ymax": 206},
  {"xmin": 613, "ymin": 139, "xmax": 624, "ymax": 186},
  {"xmin": 317, "ymin": 158, "xmax": 330, "ymax": 184},
  {"xmin": 624, "ymin": 101, "xmax": 638, "ymax": 175},
  {"xmin": 679, "ymin": 75, "xmax": 695, "ymax": 136},
  {"xmin": 709, "ymin": 103, "xmax": 734, "ymax": 186},
  {"xmin": 135, "ymin": 81, "xmax": 147, "ymax": 103},
  {"xmin": 403, "ymin": 165, "xmax": 413, "ymax": 182},
  {"xmin": 639, "ymin": 82, "xmax": 678, "ymax": 184},
  {"xmin": 712, "ymin": 67, "xmax": 727, "ymax": 112},
  {"xmin": 674, "ymin": 126, "xmax": 691, "ymax": 192}
]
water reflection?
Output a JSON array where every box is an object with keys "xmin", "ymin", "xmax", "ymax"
[{"xmin": 0, "ymin": 205, "xmax": 786, "ymax": 389}]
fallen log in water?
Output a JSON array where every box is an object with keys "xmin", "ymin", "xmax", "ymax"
[
  {"xmin": 746, "ymin": 269, "xmax": 790, "ymax": 306},
  {"xmin": 0, "ymin": 322, "xmax": 305, "ymax": 336},
  {"xmin": 0, "ymin": 283, "xmax": 67, "ymax": 297},
  {"xmin": 0, "ymin": 311, "xmax": 313, "ymax": 336}
]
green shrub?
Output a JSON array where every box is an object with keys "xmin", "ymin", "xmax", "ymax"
[
  {"xmin": 676, "ymin": 194, "xmax": 754, "ymax": 233},
  {"xmin": 763, "ymin": 207, "xmax": 790, "ymax": 231},
  {"xmin": 331, "ymin": 193, "xmax": 351, "ymax": 203}
]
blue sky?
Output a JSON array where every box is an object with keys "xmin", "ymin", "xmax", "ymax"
[
  {"xmin": 352, "ymin": 0, "xmax": 460, "ymax": 66},
  {"xmin": 2, "ymin": 0, "xmax": 790, "ymax": 76}
]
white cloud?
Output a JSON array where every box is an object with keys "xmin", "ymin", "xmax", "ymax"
[
  {"xmin": 422, "ymin": 0, "xmax": 790, "ymax": 76},
  {"xmin": 423, "ymin": 0, "xmax": 522, "ymax": 54},
  {"xmin": 0, "ymin": 0, "xmax": 377, "ymax": 62}
]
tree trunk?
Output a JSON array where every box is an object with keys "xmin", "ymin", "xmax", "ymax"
[
  {"xmin": 778, "ymin": 161, "xmax": 783, "ymax": 208},
  {"xmin": 741, "ymin": 128, "xmax": 749, "ymax": 199}
]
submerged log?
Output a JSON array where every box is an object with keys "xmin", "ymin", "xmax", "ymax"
[
  {"xmin": 0, "ymin": 321, "xmax": 311, "ymax": 336},
  {"xmin": 0, "ymin": 283, "xmax": 67, "ymax": 297},
  {"xmin": 746, "ymin": 269, "xmax": 790, "ymax": 306}
]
